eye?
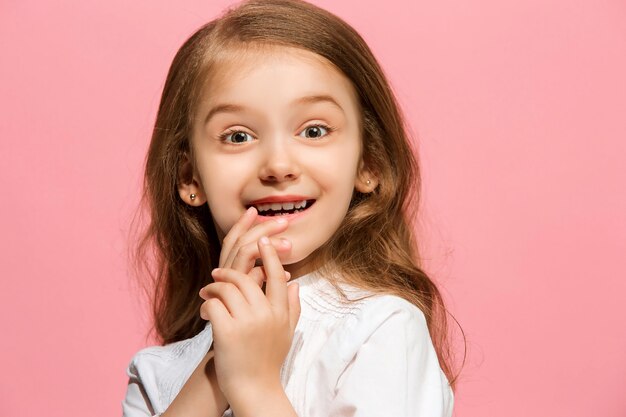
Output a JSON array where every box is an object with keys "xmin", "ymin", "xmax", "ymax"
[
  {"xmin": 218, "ymin": 129, "xmax": 255, "ymax": 145},
  {"xmin": 298, "ymin": 124, "xmax": 335, "ymax": 140}
]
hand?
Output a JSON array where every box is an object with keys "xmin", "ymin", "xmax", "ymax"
[
  {"xmin": 198, "ymin": 208, "xmax": 299, "ymax": 400},
  {"xmin": 199, "ymin": 235, "xmax": 301, "ymax": 405},
  {"xmin": 218, "ymin": 206, "xmax": 293, "ymax": 282}
]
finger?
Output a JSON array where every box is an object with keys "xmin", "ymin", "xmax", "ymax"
[
  {"xmin": 220, "ymin": 206, "xmax": 258, "ymax": 267},
  {"xmin": 230, "ymin": 237, "xmax": 292, "ymax": 273},
  {"xmin": 246, "ymin": 267, "xmax": 290, "ymax": 287},
  {"xmin": 210, "ymin": 268, "xmax": 265, "ymax": 307},
  {"xmin": 200, "ymin": 281, "xmax": 251, "ymax": 319},
  {"xmin": 258, "ymin": 236, "xmax": 288, "ymax": 309},
  {"xmin": 223, "ymin": 217, "xmax": 289, "ymax": 270},
  {"xmin": 200, "ymin": 297, "xmax": 231, "ymax": 330},
  {"xmin": 203, "ymin": 267, "xmax": 289, "ymax": 293},
  {"xmin": 287, "ymin": 282, "xmax": 301, "ymax": 333},
  {"xmin": 248, "ymin": 266, "xmax": 267, "ymax": 287}
]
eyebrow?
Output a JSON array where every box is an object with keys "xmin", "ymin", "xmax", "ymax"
[{"xmin": 203, "ymin": 94, "xmax": 345, "ymax": 125}]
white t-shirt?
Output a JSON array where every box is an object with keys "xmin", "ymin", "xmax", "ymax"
[{"xmin": 122, "ymin": 270, "xmax": 454, "ymax": 417}]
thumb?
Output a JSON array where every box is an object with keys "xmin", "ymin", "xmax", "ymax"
[{"xmin": 287, "ymin": 282, "xmax": 301, "ymax": 332}]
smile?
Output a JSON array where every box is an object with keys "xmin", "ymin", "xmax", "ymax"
[{"xmin": 245, "ymin": 199, "xmax": 317, "ymax": 217}]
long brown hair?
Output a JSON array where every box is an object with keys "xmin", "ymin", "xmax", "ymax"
[{"xmin": 132, "ymin": 0, "xmax": 463, "ymax": 389}]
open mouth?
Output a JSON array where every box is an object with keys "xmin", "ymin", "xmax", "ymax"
[{"xmin": 245, "ymin": 199, "xmax": 316, "ymax": 217}]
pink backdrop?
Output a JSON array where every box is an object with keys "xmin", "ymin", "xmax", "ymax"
[{"xmin": 1, "ymin": 0, "xmax": 624, "ymax": 415}]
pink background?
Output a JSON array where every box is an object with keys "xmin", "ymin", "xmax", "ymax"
[{"xmin": 1, "ymin": 0, "xmax": 624, "ymax": 415}]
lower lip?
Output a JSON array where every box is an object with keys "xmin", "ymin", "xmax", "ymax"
[{"xmin": 254, "ymin": 201, "xmax": 315, "ymax": 223}]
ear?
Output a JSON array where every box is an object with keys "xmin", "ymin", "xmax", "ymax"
[
  {"xmin": 354, "ymin": 158, "xmax": 378, "ymax": 193},
  {"xmin": 177, "ymin": 152, "xmax": 207, "ymax": 206}
]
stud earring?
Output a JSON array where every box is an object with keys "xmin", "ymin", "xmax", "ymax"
[
  {"xmin": 190, "ymin": 193, "xmax": 196, "ymax": 201},
  {"xmin": 366, "ymin": 180, "xmax": 371, "ymax": 185}
]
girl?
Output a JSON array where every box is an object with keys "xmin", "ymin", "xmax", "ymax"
[{"xmin": 123, "ymin": 0, "xmax": 459, "ymax": 416}]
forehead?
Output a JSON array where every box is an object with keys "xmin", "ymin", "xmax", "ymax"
[{"xmin": 201, "ymin": 45, "xmax": 360, "ymax": 115}]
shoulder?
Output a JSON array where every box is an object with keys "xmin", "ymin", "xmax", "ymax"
[
  {"xmin": 302, "ymin": 275, "xmax": 431, "ymax": 359},
  {"xmin": 299, "ymin": 274, "xmax": 424, "ymax": 323},
  {"xmin": 301, "ymin": 275, "xmax": 428, "ymax": 331},
  {"xmin": 338, "ymin": 290, "xmax": 430, "ymax": 351},
  {"xmin": 127, "ymin": 323, "xmax": 212, "ymax": 375},
  {"xmin": 353, "ymin": 290, "xmax": 427, "ymax": 323},
  {"xmin": 125, "ymin": 323, "xmax": 213, "ymax": 413},
  {"xmin": 304, "ymin": 288, "xmax": 454, "ymax": 415}
]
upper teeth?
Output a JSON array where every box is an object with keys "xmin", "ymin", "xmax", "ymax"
[{"xmin": 254, "ymin": 200, "xmax": 309, "ymax": 213}]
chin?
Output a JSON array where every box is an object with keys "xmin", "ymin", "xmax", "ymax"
[
  {"xmin": 281, "ymin": 248, "xmax": 323, "ymax": 277},
  {"xmin": 281, "ymin": 253, "xmax": 307, "ymax": 266}
]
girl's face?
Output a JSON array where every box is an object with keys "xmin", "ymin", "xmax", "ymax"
[{"xmin": 183, "ymin": 46, "xmax": 373, "ymax": 277}]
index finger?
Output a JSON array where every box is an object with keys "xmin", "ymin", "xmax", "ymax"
[
  {"xmin": 219, "ymin": 206, "xmax": 257, "ymax": 267},
  {"xmin": 258, "ymin": 236, "xmax": 287, "ymax": 309}
]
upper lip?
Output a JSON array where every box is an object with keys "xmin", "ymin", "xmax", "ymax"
[{"xmin": 247, "ymin": 195, "xmax": 315, "ymax": 206}]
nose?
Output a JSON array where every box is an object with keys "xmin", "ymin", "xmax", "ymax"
[{"xmin": 258, "ymin": 136, "xmax": 301, "ymax": 183}]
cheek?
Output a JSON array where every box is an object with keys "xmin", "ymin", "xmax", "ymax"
[
  {"xmin": 197, "ymin": 161, "xmax": 245, "ymax": 235},
  {"xmin": 205, "ymin": 196, "xmax": 234, "ymax": 240},
  {"xmin": 310, "ymin": 144, "xmax": 360, "ymax": 181},
  {"xmin": 318, "ymin": 160, "xmax": 360, "ymax": 196}
]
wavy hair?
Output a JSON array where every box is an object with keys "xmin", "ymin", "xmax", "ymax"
[{"xmin": 132, "ymin": 0, "xmax": 463, "ymax": 389}]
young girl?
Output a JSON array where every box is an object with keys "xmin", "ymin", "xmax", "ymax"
[{"xmin": 123, "ymin": 0, "xmax": 458, "ymax": 416}]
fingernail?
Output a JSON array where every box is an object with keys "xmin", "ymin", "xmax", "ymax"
[
  {"xmin": 280, "ymin": 238, "xmax": 291, "ymax": 247},
  {"xmin": 284, "ymin": 271, "xmax": 291, "ymax": 280},
  {"xmin": 259, "ymin": 236, "xmax": 270, "ymax": 245},
  {"xmin": 247, "ymin": 206, "xmax": 256, "ymax": 215},
  {"xmin": 275, "ymin": 217, "xmax": 287, "ymax": 225},
  {"xmin": 211, "ymin": 268, "xmax": 221, "ymax": 275}
]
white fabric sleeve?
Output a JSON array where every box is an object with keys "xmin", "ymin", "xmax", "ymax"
[
  {"xmin": 120, "ymin": 324, "xmax": 215, "ymax": 417},
  {"xmin": 328, "ymin": 306, "xmax": 453, "ymax": 417},
  {"xmin": 121, "ymin": 363, "xmax": 158, "ymax": 417}
]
